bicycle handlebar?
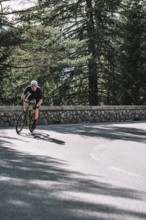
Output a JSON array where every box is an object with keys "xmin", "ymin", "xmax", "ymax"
[{"xmin": 24, "ymin": 100, "xmax": 35, "ymax": 105}]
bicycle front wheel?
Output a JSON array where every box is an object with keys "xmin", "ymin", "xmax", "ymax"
[
  {"xmin": 29, "ymin": 113, "xmax": 35, "ymax": 133},
  {"xmin": 16, "ymin": 112, "xmax": 26, "ymax": 134}
]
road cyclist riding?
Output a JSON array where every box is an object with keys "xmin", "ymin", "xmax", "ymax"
[{"xmin": 16, "ymin": 80, "xmax": 43, "ymax": 134}]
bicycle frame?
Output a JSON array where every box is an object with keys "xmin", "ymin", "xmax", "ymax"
[{"xmin": 16, "ymin": 100, "xmax": 36, "ymax": 134}]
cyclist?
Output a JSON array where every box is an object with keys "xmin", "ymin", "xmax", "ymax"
[{"xmin": 21, "ymin": 80, "xmax": 43, "ymax": 130}]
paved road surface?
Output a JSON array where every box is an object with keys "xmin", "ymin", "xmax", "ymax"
[{"xmin": 0, "ymin": 122, "xmax": 146, "ymax": 220}]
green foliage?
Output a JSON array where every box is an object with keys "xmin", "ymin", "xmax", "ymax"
[
  {"xmin": 0, "ymin": 0, "xmax": 146, "ymax": 106},
  {"xmin": 0, "ymin": 1, "xmax": 24, "ymax": 104},
  {"xmin": 118, "ymin": 0, "xmax": 146, "ymax": 104}
]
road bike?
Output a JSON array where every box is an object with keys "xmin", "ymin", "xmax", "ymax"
[{"xmin": 16, "ymin": 100, "xmax": 36, "ymax": 134}]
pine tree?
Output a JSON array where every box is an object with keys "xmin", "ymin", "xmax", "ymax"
[
  {"xmin": 118, "ymin": 0, "xmax": 146, "ymax": 104},
  {"xmin": 0, "ymin": 0, "xmax": 28, "ymax": 104},
  {"xmin": 37, "ymin": 0, "xmax": 121, "ymax": 105}
]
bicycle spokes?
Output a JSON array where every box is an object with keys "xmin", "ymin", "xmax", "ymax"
[{"xmin": 16, "ymin": 112, "xmax": 27, "ymax": 134}]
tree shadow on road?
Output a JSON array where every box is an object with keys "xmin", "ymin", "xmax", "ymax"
[
  {"xmin": 0, "ymin": 130, "xmax": 29, "ymax": 146},
  {"xmin": 39, "ymin": 122, "xmax": 146, "ymax": 143},
  {"xmin": 0, "ymin": 141, "xmax": 146, "ymax": 220}
]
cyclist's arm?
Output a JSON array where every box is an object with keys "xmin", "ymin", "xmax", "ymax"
[
  {"xmin": 21, "ymin": 86, "xmax": 30, "ymax": 100},
  {"xmin": 21, "ymin": 93, "xmax": 26, "ymax": 100},
  {"xmin": 36, "ymin": 99, "xmax": 43, "ymax": 108}
]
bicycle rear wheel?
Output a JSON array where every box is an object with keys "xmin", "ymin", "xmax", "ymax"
[{"xmin": 16, "ymin": 112, "xmax": 26, "ymax": 134}]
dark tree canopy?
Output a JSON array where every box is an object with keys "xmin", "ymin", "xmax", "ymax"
[{"xmin": 0, "ymin": 0, "xmax": 146, "ymax": 106}]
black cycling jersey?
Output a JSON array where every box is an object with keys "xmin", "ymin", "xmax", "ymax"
[{"xmin": 24, "ymin": 86, "xmax": 43, "ymax": 102}]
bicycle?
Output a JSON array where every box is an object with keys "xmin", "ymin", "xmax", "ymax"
[{"xmin": 16, "ymin": 100, "xmax": 36, "ymax": 134}]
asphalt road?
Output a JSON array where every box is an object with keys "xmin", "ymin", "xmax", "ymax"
[{"xmin": 0, "ymin": 121, "xmax": 146, "ymax": 220}]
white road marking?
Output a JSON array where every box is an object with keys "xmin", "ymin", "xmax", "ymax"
[
  {"xmin": 109, "ymin": 166, "xmax": 141, "ymax": 177},
  {"xmin": 91, "ymin": 143, "xmax": 142, "ymax": 178},
  {"xmin": 94, "ymin": 145, "xmax": 106, "ymax": 150},
  {"xmin": 90, "ymin": 153, "xmax": 99, "ymax": 161},
  {"xmin": 91, "ymin": 144, "xmax": 107, "ymax": 161}
]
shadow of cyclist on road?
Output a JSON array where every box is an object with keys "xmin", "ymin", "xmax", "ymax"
[
  {"xmin": 31, "ymin": 132, "xmax": 65, "ymax": 145},
  {"xmin": 19, "ymin": 131, "xmax": 65, "ymax": 145}
]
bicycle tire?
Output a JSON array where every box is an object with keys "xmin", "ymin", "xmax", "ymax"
[
  {"xmin": 29, "ymin": 113, "xmax": 35, "ymax": 133},
  {"xmin": 16, "ymin": 112, "xmax": 26, "ymax": 134}
]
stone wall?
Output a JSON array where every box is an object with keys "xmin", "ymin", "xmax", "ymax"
[{"xmin": 0, "ymin": 105, "xmax": 146, "ymax": 127}]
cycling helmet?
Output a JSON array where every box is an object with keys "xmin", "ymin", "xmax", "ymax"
[{"xmin": 30, "ymin": 80, "xmax": 38, "ymax": 86}]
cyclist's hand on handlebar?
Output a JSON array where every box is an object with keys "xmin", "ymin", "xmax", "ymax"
[
  {"xmin": 33, "ymin": 105, "xmax": 39, "ymax": 110},
  {"xmin": 21, "ymin": 94, "xmax": 25, "ymax": 101}
]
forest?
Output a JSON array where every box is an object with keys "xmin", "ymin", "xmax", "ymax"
[{"xmin": 0, "ymin": 0, "xmax": 146, "ymax": 106}]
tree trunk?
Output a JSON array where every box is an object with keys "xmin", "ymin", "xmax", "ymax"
[{"xmin": 85, "ymin": 0, "xmax": 98, "ymax": 105}]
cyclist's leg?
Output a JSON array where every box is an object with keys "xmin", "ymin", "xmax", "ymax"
[
  {"xmin": 24, "ymin": 94, "xmax": 33, "ymax": 112},
  {"xmin": 34, "ymin": 98, "xmax": 41, "ymax": 120},
  {"xmin": 31, "ymin": 99, "xmax": 40, "ymax": 129},
  {"xmin": 34, "ymin": 108, "xmax": 39, "ymax": 120},
  {"xmin": 24, "ymin": 102, "xmax": 29, "ymax": 112}
]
